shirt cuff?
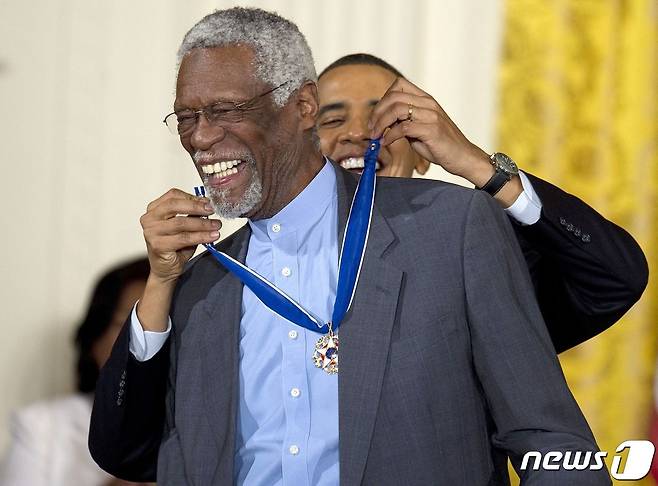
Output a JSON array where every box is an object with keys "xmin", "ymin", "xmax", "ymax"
[
  {"xmin": 504, "ymin": 171, "xmax": 542, "ymax": 226},
  {"xmin": 129, "ymin": 302, "xmax": 172, "ymax": 362}
]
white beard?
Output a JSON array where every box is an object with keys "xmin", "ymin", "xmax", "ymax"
[{"xmin": 204, "ymin": 157, "xmax": 262, "ymax": 219}]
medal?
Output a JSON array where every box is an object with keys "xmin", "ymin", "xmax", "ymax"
[
  {"xmin": 313, "ymin": 323, "xmax": 339, "ymax": 374},
  {"xmin": 195, "ymin": 140, "xmax": 379, "ymax": 374}
]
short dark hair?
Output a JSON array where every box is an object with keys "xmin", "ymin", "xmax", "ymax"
[
  {"xmin": 319, "ymin": 53, "xmax": 405, "ymax": 80},
  {"xmin": 74, "ymin": 257, "xmax": 150, "ymax": 393}
]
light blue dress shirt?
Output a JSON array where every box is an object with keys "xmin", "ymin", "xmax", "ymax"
[{"xmin": 235, "ymin": 160, "xmax": 339, "ymax": 485}]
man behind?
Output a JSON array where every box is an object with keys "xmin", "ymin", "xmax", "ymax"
[
  {"xmin": 316, "ymin": 53, "xmax": 648, "ymax": 353},
  {"xmin": 90, "ymin": 8, "xmax": 611, "ymax": 485}
]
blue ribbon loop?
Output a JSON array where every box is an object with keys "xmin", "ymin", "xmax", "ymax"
[{"xmin": 195, "ymin": 140, "xmax": 379, "ymax": 335}]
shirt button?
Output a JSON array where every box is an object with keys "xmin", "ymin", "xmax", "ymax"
[
  {"xmin": 289, "ymin": 445, "xmax": 300, "ymax": 455},
  {"xmin": 272, "ymin": 223, "xmax": 281, "ymax": 233},
  {"xmin": 288, "ymin": 330, "xmax": 298, "ymax": 340},
  {"xmin": 290, "ymin": 387, "xmax": 301, "ymax": 398},
  {"xmin": 281, "ymin": 267, "xmax": 292, "ymax": 277}
]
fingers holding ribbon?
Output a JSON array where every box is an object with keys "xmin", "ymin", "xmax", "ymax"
[
  {"xmin": 140, "ymin": 188, "xmax": 220, "ymax": 282},
  {"xmin": 368, "ymin": 77, "xmax": 435, "ymax": 139},
  {"xmin": 368, "ymin": 77, "xmax": 485, "ymax": 177}
]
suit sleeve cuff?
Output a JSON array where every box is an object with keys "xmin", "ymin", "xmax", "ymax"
[
  {"xmin": 504, "ymin": 171, "xmax": 543, "ymax": 226},
  {"xmin": 129, "ymin": 303, "xmax": 172, "ymax": 362}
]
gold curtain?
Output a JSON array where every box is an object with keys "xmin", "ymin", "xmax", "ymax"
[{"xmin": 497, "ymin": 0, "xmax": 657, "ymax": 484}]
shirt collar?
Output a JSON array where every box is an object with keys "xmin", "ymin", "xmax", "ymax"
[{"xmin": 249, "ymin": 158, "xmax": 336, "ymax": 240}]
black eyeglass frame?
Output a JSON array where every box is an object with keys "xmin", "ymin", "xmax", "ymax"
[{"xmin": 162, "ymin": 81, "xmax": 291, "ymax": 135}]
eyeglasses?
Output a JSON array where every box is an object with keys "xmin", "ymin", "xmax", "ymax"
[{"xmin": 163, "ymin": 81, "xmax": 290, "ymax": 135}]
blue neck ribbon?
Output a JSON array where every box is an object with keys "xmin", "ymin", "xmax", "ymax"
[{"xmin": 195, "ymin": 140, "xmax": 379, "ymax": 335}]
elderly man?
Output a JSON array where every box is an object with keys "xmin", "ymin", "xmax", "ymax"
[
  {"xmin": 316, "ymin": 53, "xmax": 647, "ymax": 353},
  {"xmin": 90, "ymin": 8, "xmax": 611, "ymax": 486}
]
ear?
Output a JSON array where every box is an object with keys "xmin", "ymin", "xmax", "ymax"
[
  {"xmin": 414, "ymin": 156, "xmax": 431, "ymax": 175},
  {"xmin": 296, "ymin": 80, "xmax": 319, "ymax": 130}
]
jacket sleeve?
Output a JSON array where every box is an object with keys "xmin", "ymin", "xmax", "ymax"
[
  {"xmin": 464, "ymin": 190, "xmax": 611, "ymax": 485},
  {"xmin": 513, "ymin": 173, "xmax": 648, "ymax": 352},
  {"xmin": 88, "ymin": 316, "xmax": 169, "ymax": 482}
]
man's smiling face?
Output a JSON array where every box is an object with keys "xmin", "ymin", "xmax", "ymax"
[
  {"xmin": 175, "ymin": 45, "xmax": 312, "ymax": 219},
  {"xmin": 317, "ymin": 63, "xmax": 427, "ymax": 178}
]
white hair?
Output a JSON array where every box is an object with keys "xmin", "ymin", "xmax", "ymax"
[{"xmin": 177, "ymin": 7, "xmax": 317, "ymax": 106}]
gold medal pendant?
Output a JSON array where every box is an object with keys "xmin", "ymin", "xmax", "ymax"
[{"xmin": 313, "ymin": 323, "xmax": 339, "ymax": 374}]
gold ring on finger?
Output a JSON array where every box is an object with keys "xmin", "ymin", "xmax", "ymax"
[{"xmin": 407, "ymin": 103, "xmax": 414, "ymax": 122}]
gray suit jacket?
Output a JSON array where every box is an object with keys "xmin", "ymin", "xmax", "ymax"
[{"xmin": 90, "ymin": 164, "xmax": 610, "ymax": 485}]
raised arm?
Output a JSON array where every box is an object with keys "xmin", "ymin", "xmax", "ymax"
[
  {"xmin": 368, "ymin": 77, "xmax": 648, "ymax": 353},
  {"xmin": 89, "ymin": 188, "xmax": 219, "ymax": 480},
  {"xmin": 513, "ymin": 173, "xmax": 648, "ymax": 352}
]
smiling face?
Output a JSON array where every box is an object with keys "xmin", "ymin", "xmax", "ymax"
[
  {"xmin": 317, "ymin": 64, "xmax": 428, "ymax": 177},
  {"xmin": 175, "ymin": 45, "xmax": 322, "ymax": 219}
]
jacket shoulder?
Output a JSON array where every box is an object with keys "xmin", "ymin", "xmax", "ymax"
[{"xmin": 375, "ymin": 176, "xmax": 478, "ymax": 219}]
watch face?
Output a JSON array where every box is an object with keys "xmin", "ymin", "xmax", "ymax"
[{"xmin": 493, "ymin": 153, "xmax": 519, "ymax": 176}]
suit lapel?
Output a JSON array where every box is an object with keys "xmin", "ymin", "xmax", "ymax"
[
  {"xmin": 334, "ymin": 164, "xmax": 404, "ymax": 485},
  {"xmin": 195, "ymin": 225, "xmax": 251, "ymax": 475}
]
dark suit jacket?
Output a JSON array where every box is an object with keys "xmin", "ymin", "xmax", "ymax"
[
  {"xmin": 90, "ymin": 167, "xmax": 634, "ymax": 485},
  {"xmin": 513, "ymin": 173, "xmax": 647, "ymax": 352}
]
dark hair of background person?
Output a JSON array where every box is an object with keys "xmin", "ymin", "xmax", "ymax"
[
  {"xmin": 74, "ymin": 257, "xmax": 150, "ymax": 393},
  {"xmin": 318, "ymin": 53, "xmax": 405, "ymax": 79}
]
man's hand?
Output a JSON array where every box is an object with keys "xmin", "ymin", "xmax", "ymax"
[
  {"xmin": 141, "ymin": 188, "xmax": 219, "ymax": 282},
  {"xmin": 368, "ymin": 78, "xmax": 522, "ymax": 207},
  {"xmin": 137, "ymin": 188, "xmax": 220, "ymax": 331}
]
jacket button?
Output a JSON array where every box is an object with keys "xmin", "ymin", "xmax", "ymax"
[
  {"xmin": 566, "ymin": 223, "xmax": 574, "ymax": 232},
  {"xmin": 574, "ymin": 228, "xmax": 581, "ymax": 236},
  {"xmin": 582, "ymin": 233, "xmax": 591, "ymax": 243},
  {"xmin": 560, "ymin": 217, "xmax": 567, "ymax": 226},
  {"xmin": 116, "ymin": 398, "xmax": 123, "ymax": 406}
]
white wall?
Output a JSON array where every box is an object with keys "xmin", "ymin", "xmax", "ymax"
[{"xmin": 0, "ymin": 0, "xmax": 502, "ymax": 453}]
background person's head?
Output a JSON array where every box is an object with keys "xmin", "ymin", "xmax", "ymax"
[
  {"xmin": 74, "ymin": 257, "xmax": 149, "ymax": 393},
  {"xmin": 318, "ymin": 53, "xmax": 430, "ymax": 178},
  {"xmin": 171, "ymin": 7, "xmax": 323, "ymax": 220}
]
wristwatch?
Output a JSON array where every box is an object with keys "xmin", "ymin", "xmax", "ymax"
[{"xmin": 479, "ymin": 152, "xmax": 519, "ymax": 196}]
